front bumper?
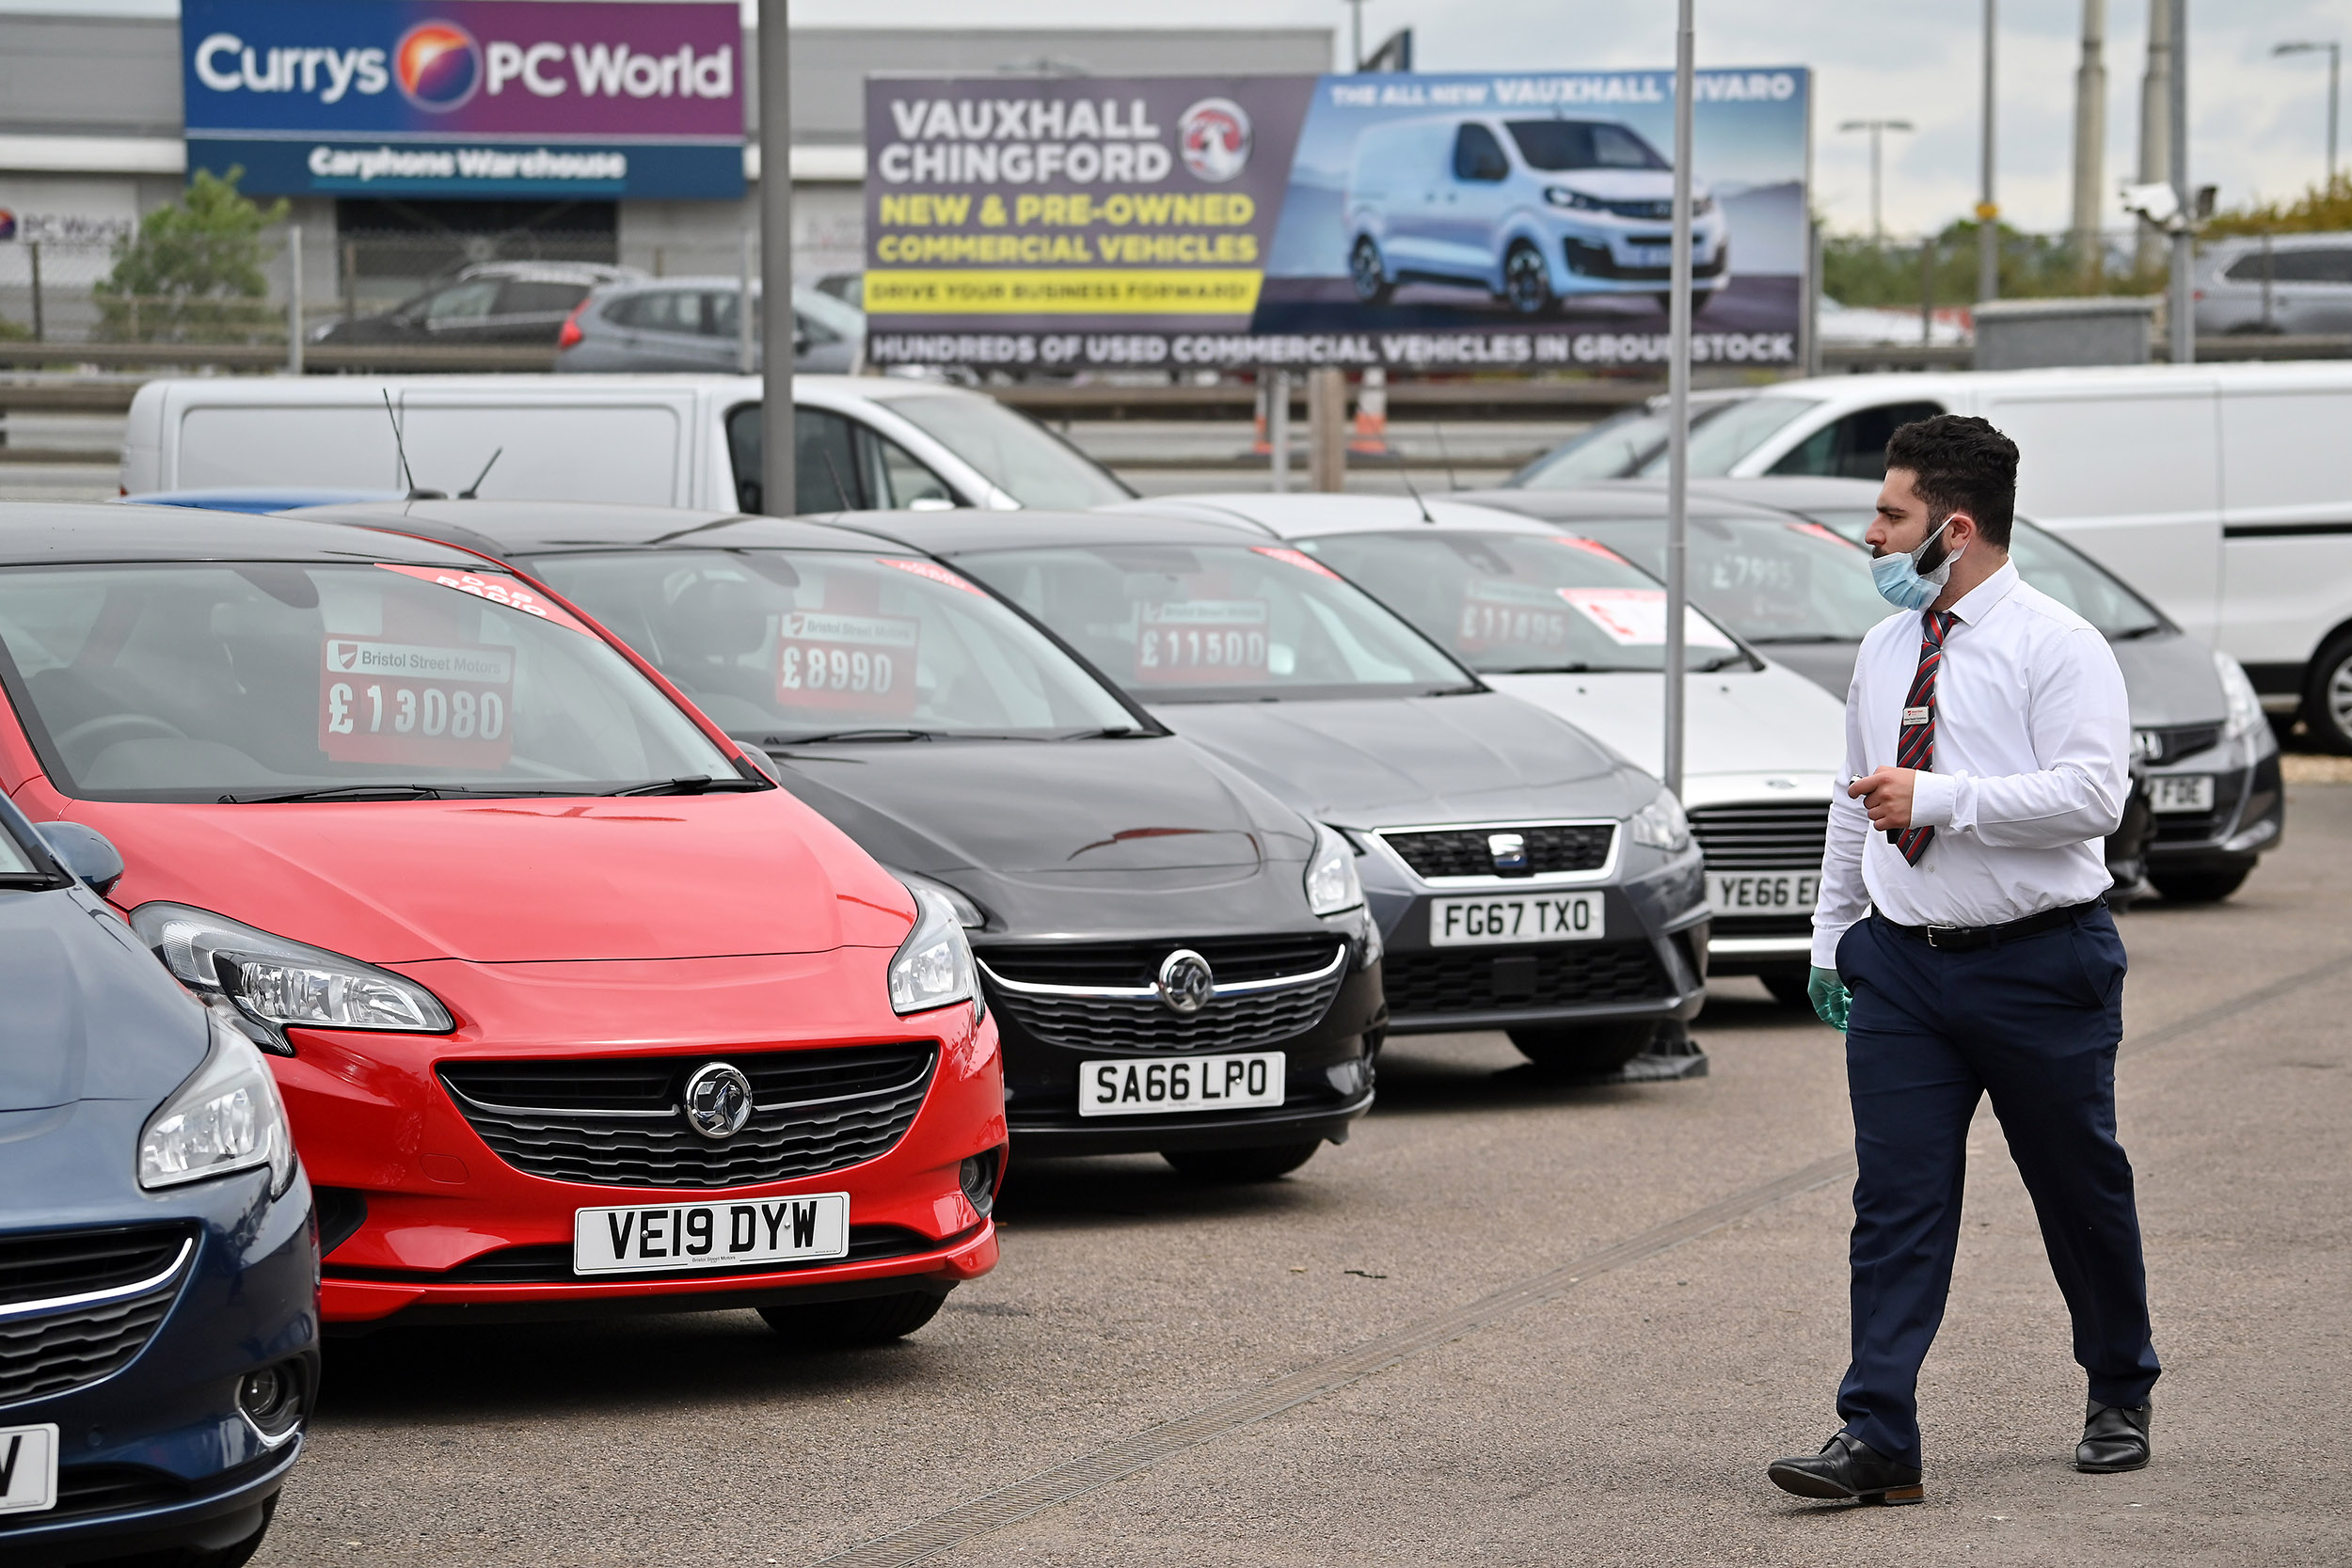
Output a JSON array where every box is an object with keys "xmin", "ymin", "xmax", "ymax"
[
  {"xmin": 1544, "ymin": 211, "xmax": 1731, "ymax": 292},
  {"xmin": 2141, "ymin": 746, "xmax": 2284, "ymax": 873},
  {"xmin": 277, "ymin": 953, "xmax": 1007, "ymax": 1326}
]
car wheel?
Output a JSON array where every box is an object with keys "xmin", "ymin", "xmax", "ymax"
[
  {"xmin": 758, "ymin": 1291, "xmax": 943, "ymax": 1347},
  {"xmin": 1759, "ymin": 969, "xmax": 1817, "ymax": 1011},
  {"xmin": 1162, "ymin": 1141, "xmax": 1322, "ymax": 1182},
  {"xmin": 1502, "ymin": 240, "xmax": 1555, "ymax": 315},
  {"xmin": 2147, "ymin": 866, "xmax": 2251, "ymax": 903},
  {"xmin": 1349, "ymin": 236, "xmax": 1394, "ymax": 305},
  {"xmin": 1505, "ymin": 1020, "xmax": 1658, "ymax": 1072},
  {"xmin": 2303, "ymin": 630, "xmax": 2352, "ymax": 753}
]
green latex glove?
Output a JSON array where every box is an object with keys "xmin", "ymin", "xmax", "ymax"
[{"xmin": 1807, "ymin": 966, "xmax": 1851, "ymax": 1032}]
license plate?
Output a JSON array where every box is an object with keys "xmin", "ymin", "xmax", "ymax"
[
  {"xmin": 1428, "ymin": 892, "xmax": 1604, "ymax": 946},
  {"xmin": 2149, "ymin": 775, "xmax": 2215, "ymax": 814},
  {"xmin": 1708, "ymin": 870, "xmax": 1819, "ymax": 915},
  {"xmin": 1628, "ymin": 245, "xmax": 1672, "ymax": 267},
  {"xmin": 572, "ymin": 1195, "xmax": 849, "ymax": 1275},
  {"xmin": 0, "ymin": 1424, "xmax": 58, "ymax": 1516},
  {"xmin": 1077, "ymin": 1052, "xmax": 1285, "ymax": 1117}
]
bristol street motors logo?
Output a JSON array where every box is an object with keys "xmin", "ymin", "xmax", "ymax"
[
  {"xmin": 395, "ymin": 20, "xmax": 483, "ymax": 112},
  {"xmin": 1177, "ymin": 98, "xmax": 1252, "ymax": 182}
]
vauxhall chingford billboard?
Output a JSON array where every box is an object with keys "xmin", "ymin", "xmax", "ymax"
[
  {"xmin": 181, "ymin": 0, "xmax": 744, "ymax": 199},
  {"xmin": 863, "ymin": 69, "xmax": 1810, "ymax": 372}
]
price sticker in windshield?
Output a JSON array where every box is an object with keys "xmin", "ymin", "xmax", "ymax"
[
  {"xmin": 1457, "ymin": 581, "xmax": 1575, "ymax": 656},
  {"xmin": 1556, "ymin": 589, "xmax": 1737, "ymax": 649},
  {"xmin": 1136, "ymin": 600, "xmax": 1269, "ymax": 683},
  {"xmin": 320, "ymin": 639, "xmax": 516, "ymax": 767},
  {"xmin": 778, "ymin": 610, "xmax": 920, "ymax": 713}
]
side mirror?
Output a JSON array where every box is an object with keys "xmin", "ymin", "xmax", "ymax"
[{"xmin": 38, "ymin": 822, "xmax": 125, "ymax": 897}]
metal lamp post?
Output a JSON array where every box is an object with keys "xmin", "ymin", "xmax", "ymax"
[
  {"xmin": 1663, "ymin": 0, "xmax": 1695, "ymax": 800},
  {"xmin": 758, "ymin": 0, "xmax": 795, "ymax": 516},
  {"xmin": 1838, "ymin": 119, "xmax": 1914, "ymax": 247},
  {"xmin": 1978, "ymin": 0, "xmax": 2000, "ymax": 303},
  {"xmin": 2274, "ymin": 40, "xmax": 2342, "ymax": 190}
]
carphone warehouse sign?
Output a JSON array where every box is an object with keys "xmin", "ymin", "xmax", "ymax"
[{"xmin": 182, "ymin": 0, "xmax": 744, "ymax": 198}]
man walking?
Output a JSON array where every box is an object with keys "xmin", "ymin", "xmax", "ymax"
[{"xmin": 1770, "ymin": 415, "xmax": 2159, "ymax": 1505}]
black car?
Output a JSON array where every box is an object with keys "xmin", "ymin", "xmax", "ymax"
[
  {"xmin": 294, "ymin": 500, "xmax": 1382, "ymax": 1182},
  {"xmin": 0, "ymin": 795, "xmax": 316, "ymax": 1566},
  {"xmin": 314, "ymin": 261, "xmax": 638, "ymax": 349},
  {"xmin": 810, "ymin": 508, "xmax": 1711, "ymax": 1076},
  {"xmin": 1460, "ymin": 476, "xmax": 2284, "ymax": 903}
]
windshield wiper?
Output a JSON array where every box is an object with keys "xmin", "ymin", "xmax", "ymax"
[
  {"xmin": 1484, "ymin": 662, "xmax": 1601, "ymax": 674},
  {"xmin": 221, "ymin": 784, "xmax": 459, "ymax": 804},
  {"xmin": 2109, "ymin": 623, "xmax": 2169, "ymax": 641},
  {"xmin": 611, "ymin": 776, "xmax": 771, "ymax": 796},
  {"xmin": 1056, "ymin": 726, "xmax": 1153, "ymax": 739},
  {"xmin": 0, "ymin": 870, "xmax": 72, "ymax": 890},
  {"xmin": 1746, "ymin": 634, "xmax": 1855, "ymax": 645},
  {"xmin": 763, "ymin": 728, "xmax": 937, "ymax": 746}
]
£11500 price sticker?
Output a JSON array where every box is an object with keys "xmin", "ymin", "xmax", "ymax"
[
  {"xmin": 1136, "ymin": 599, "xmax": 1269, "ymax": 684},
  {"xmin": 778, "ymin": 610, "xmax": 920, "ymax": 713},
  {"xmin": 320, "ymin": 639, "xmax": 515, "ymax": 768}
]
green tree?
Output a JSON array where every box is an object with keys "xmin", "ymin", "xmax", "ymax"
[
  {"xmin": 94, "ymin": 167, "xmax": 289, "ymax": 342},
  {"xmin": 1822, "ymin": 220, "xmax": 2165, "ymax": 310},
  {"xmin": 2203, "ymin": 175, "xmax": 2352, "ymax": 238}
]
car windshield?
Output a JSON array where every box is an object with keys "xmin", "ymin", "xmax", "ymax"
[
  {"xmin": 1505, "ymin": 119, "xmax": 1668, "ymax": 172},
  {"xmin": 880, "ymin": 395, "xmax": 1135, "ymax": 509},
  {"xmin": 1802, "ymin": 510, "xmax": 2168, "ymax": 640},
  {"xmin": 525, "ymin": 549, "xmax": 1140, "ymax": 744},
  {"xmin": 1508, "ymin": 405, "xmax": 1683, "ymax": 486},
  {"xmin": 954, "ymin": 542, "xmax": 1476, "ymax": 703},
  {"xmin": 1565, "ymin": 515, "xmax": 1895, "ymax": 644},
  {"xmin": 1295, "ymin": 530, "xmax": 1745, "ymax": 673},
  {"xmin": 0, "ymin": 562, "xmax": 736, "ymax": 802},
  {"xmin": 1633, "ymin": 396, "xmax": 1820, "ymax": 477}
]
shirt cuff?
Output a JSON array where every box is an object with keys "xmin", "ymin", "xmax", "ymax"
[
  {"xmin": 1809, "ymin": 920, "xmax": 1853, "ymax": 971},
  {"xmin": 1911, "ymin": 769, "xmax": 1958, "ymax": 831}
]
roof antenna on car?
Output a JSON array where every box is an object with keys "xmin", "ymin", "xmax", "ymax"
[
  {"xmin": 380, "ymin": 390, "xmax": 446, "ymax": 501},
  {"xmin": 1396, "ymin": 462, "xmax": 1438, "ymax": 525},
  {"xmin": 457, "ymin": 448, "xmax": 502, "ymax": 499},
  {"xmin": 1432, "ymin": 419, "xmax": 1462, "ymax": 491}
]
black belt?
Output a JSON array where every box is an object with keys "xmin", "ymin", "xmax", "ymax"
[{"xmin": 1873, "ymin": 897, "xmax": 2105, "ymax": 952}]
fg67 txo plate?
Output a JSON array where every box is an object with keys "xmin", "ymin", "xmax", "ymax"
[
  {"xmin": 573, "ymin": 1195, "xmax": 849, "ymax": 1275},
  {"xmin": 1428, "ymin": 892, "xmax": 1604, "ymax": 946}
]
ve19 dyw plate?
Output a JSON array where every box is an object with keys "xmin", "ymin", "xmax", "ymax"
[
  {"xmin": 0, "ymin": 1423, "xmax": 57, "ymax": 1515},
  {"xmin": 573, "ymin": 1195, "xmax": 849, "ymax": 1275}
]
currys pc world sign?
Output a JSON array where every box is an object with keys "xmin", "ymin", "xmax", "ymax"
[{"xmin": 181, "ymin": 0, "xmax": 744, "ymax": 199}]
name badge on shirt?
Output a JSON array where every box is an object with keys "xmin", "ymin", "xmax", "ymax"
[{"xmin": 1901, "ymin": 705, "xmax": 1932, "ymax": 726}]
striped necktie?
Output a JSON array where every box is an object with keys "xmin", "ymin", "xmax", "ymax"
[{"xmin": 1894, "ymin": 610, "xmax": 1956, "ymax": 865}]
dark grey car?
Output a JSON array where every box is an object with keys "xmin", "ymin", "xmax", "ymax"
[
  {"xmin": 1460, "ymin": 475, "xmax": 2284, "ymax": 903},
  {"xmin": 554, "ymin": 277, "xmax": 865, "ymax": 374},
  {"xmin": 828, "ymin": 509, "xmax": 1711, "ymax": 1075},
  {"xmin": 315, "ymin": 261, "xmax": 637, "ymax": 349}
]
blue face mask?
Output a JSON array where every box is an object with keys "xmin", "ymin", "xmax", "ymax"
[{"xmin": 1870, "ymin": 517, "xmax": 1963, "ymax": 611}]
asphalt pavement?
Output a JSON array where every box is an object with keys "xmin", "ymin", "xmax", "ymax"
[{"xmin": 252, "ymin": 783, "xmax": 2352, "ymax": 1567}]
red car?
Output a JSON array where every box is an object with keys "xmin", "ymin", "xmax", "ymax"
[{"xmin": 0, "ymin": 506, "xmax": 1002, "ymax": 1338}]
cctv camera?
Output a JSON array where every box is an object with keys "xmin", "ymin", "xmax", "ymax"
[{"xmin": 2119, "ymin": 181, "xmax": 2184, "ymax": 230}]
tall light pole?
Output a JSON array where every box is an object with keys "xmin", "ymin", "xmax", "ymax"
[
  {"xmin": 1663, "ymin": 0, "xmax": 1695, "ymax": 801},
  {"xmin": 1341, "ymin": 0, "xmax": 1370, "ymax": 70},
  {"xmin": 757, "ymin": 0, "xmax": 795, "ymax": 515},
  {"xmin": 2169, "ymin": 0, "xmax": 2192, "ymax": 365},
  {"xmin": 2137, "ymin": 0, "xmax": 2173, "ymax": 273},
  {"xmin": 2274, "ymin": 40, "xmax": 2342, "ymax": 190},
  {"xmin": 2072, "ymin": 0, "xmax": 2106, "ymax": 284},
  {"xmin": 1978, "ymin": 0, "xmax": 2000, "ymax": 302},
  {"xmin": 1838, "ymin": 119, "xmax": 1914, "ymax": 246}
]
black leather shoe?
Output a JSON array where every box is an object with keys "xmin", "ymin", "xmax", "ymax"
[
  {"xmin": 1768, "ymin": 1432, "xmax": 1924, "ymax": 1504},
  {"xmin": 2075, "ymin": 1401, "xmax": 2152, "ymax": 1473}
]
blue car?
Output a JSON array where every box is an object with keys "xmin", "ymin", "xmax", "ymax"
[{"xmin": 0, "ymin": 795, "xmax": 316, "ymax": 1566}]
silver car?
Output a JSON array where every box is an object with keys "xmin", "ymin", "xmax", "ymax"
[
  {"xmin": 2194, "ymin": 232, "xmax": 2352, "ymax": 336},
  {"xmin": 556, "ymin": 277, "xmax": 866, "ymax": 373}
]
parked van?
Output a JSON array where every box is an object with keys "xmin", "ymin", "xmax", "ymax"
[
  {"xmin": 119, "ymin": 374, "xmax": 1133, "ymax": 518},
  {"xmin": 1504, "ymin": 364, "xmax": 2352, "ymax": 748},
  {"xmin": 1344, "ymin": 115, "xmax": 1730, "ymax": 315}
]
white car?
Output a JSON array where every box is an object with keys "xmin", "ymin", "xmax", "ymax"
[
  {"xmin": 1345, "ymin": 115, "xmax": 1730, "ymax": 315},
  {"xmin": 1110, "ymin": 493, "xmax": 1844, "ymax": 1005}
]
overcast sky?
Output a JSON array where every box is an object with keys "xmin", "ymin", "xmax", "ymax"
[{"xmin": 26, "ymin": 0, "xmax": 2352, "ymax": 237}]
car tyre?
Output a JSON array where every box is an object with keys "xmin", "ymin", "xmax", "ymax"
[
  {"xmin": 1502, "ymin": 240, "xmax": 1556, "ymax": 315},
  {"xmin": 1759, "ymin": 969, "xmax": 1817, "ymax": 1011},
  {"xmin": 1162, "ymin": 1141, "xmax": 1322, "ymax": 1182},
  {"xmin": 1349, "ymin": 236, "xmax": 1394, "ymax": 305},
  {"xmin": 758, "ymin": 1291, "xmax": 943, "ymax": 1347},
  {"xmin": 1506, "ymin": 1020, "xmax": 1658, "ymax": 1073},
  {"xmin": 2147, "ymin": 866, "xmax": 2251, "ymax": 903},
  {"xmin": 2303, "ymin": 629, "xmax": 2352, "ymax": 752}
]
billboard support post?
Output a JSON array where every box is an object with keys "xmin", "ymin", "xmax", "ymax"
[
  {"xmin": 2169, "ymin": 0, "xmax": 2193, "ymax": 366},
  {"xmin": 285, "ymin": 226, "xmax": 303, "ymax": 376},
  {"xmin": 738, "ymin": 226, "xmax": 756, "ymax": 375},
  {"xmin": 758, "ymin": 0, "xmax": 795, "ymax": 515},
  {"xmin": 1309, "ymin": 368, "xmax": 1347, "ymax": 493},
  {"xmin": 1268, "ymin": 372, "xmax": 1292, "ymax": 493},
  {"xmin": 1663, "ymin": 0, "xmax": 1695, "ymax": 801}
]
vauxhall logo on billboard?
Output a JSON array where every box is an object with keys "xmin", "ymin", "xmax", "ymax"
[{"xmin": 180, "ymin": 0, "xmax": 746, "ymax": 200}]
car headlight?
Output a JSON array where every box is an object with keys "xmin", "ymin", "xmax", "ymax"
[
  {"xmin": 129, "ymin": 902, "xmax": 453, "ymax": 1052},
  {"xmin": 1629, "ymin": 788, "xmax": 1692, "ymax": 853},
  {"xmin": 888, "ymin": 887, "xmax": 978, "ymax": 1016},
  {"xmin": 1544, "ymin": 184, "xmax": 1605, "ymax": 212},
  {"xmin": 891, "ymin": 869, "xmax": 984, "ymax": 929},
  {"xmin": 2215, "ymin": 650, "xmax": 2266, "ymax": 743},
  {"xmin": 1692, "ymin": 194, "xmax": 1715, "ymax": 215},
  {"xmin": 139, "ymin": 1006, "xmax": 298, "ymax": 1196},
  {"xmin": 1304, "ymin": 823, "xmax": 1365, "ymax": 916}
]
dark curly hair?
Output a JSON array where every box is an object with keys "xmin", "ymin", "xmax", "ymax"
[{"xmin": 1883, "ymin": 413, "xmax": 2018, "ymax": 549}]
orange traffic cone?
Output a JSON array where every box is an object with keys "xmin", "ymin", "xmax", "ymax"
[
  {"xmin": 1251, "ymin": 376, "xmax": 1274, "ymax": 456},
  {"xmin": 1348, "ymin": 366, "xmax": 1391, "ymax": 456}
]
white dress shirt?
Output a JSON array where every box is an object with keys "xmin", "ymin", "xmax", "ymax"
[{"xmin": 1810, "ymin": 559, "xmax": 2129, "ymax": 968}]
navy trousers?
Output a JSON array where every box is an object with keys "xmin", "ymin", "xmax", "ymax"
[{"xmin": 1833, "ymin": 907, "xmax": 2159, "ymax": 1468}]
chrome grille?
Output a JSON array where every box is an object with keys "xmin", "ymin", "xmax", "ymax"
[
  {"xmin": 980, "ymin": 939, "xmax": 1346, "ymax": 1053},
  {"xmin": 1379, "ymin": 823, "xmax": 1614, "ymax": 879},
  {"xmin": 1687, "ymin": 801, "xmax": 1830, "ymax": 870},
  {"xmin": 0, "ymin": 1225, "xmax": 192, "ymax": 1405},
  {"xmin": 439, "ymin": 1045, "xmax": 934, "ymax": 1190},
  {"xmin": 1382, "ymin": 942, "xmax": 1670, "ymax": 1017},
  {"xmin": 2135, "ymin": 723, "xmax": 2223, "ymax": 766}
]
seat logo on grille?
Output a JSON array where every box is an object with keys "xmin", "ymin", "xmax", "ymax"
[
  {"xmin": 681, "ymin": 1062, "xmax": 755, "ymax": 1140},
  {"xmin": 1154, "ymin": 950, "xmax": 1216, "ymax": 1015},
  {"xmin": 1487, "ymin": 832, "xmax": 1529, "ymax": 873}
]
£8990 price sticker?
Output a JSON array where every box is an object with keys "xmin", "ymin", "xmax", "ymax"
[
  {"xmin": 777, "ymin": 610, "xmax": 921, "ymax": 713},
  {"xmin": 320, "ymin": 639, "xmax": 515, "ymax": 767}
]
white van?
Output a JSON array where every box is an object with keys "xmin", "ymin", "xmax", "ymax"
[
  {"xmin": 1506, "ymin": 364, "xmax": 2352, "ymax": 746},
  {"xmin": 119, "ymin": 373, "xmax": 1133, "ymax": 517}
]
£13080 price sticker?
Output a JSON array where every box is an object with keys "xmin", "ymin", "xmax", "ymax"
[{"xmin": 320, "ymin": 639, "xmax": 515, "ymax": 767}]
